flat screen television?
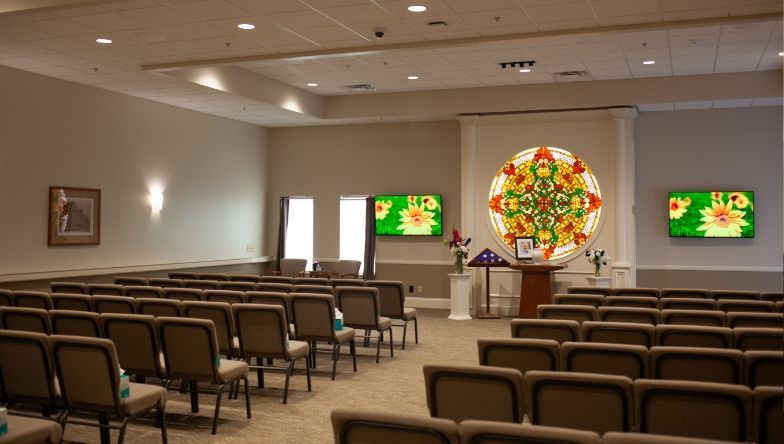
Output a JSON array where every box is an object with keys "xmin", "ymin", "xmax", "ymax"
[
  {"xmin": 375, "ymin": 195, "xmax": 443, "ymax": 236},
  {"xmin": 668, "ymin": 191, "xmax": 754, "ymax": 238}
]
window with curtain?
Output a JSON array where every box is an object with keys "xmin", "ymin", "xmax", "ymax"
[
  {"xmin": 339, "ymin": 196, "xmax": 366, "ymax": 272},
  {"xmin": 285, "ymin": 197, "xmax": 314, "ymax": 270}
]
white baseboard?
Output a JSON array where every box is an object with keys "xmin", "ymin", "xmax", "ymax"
[{"xmin": 406, "ymin": 297, "xmax": 451, "ymax": 309}]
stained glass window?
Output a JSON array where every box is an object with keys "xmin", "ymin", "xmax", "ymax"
[{"xmin": 488, "ymin": 147, "xmax": 602, "ymax": 260}]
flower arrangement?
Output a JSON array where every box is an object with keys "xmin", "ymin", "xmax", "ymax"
[
  {"xmin": 445, "ymin": 228, "xmax": 471, "ymax": 274},
  {"xmin": 585, "ymin": 248, "xmax": 609, "ymax": 277}
]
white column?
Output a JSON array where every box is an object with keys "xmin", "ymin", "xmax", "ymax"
[
  {"xmin": 459, "ymin": 115, "xmax": 480, "ymax": 313},
  {"xmin": 608, "ymin": 107, "xmax": 638, "ymax": 288},
  {"xmin": 448, "ymin": 273, "xmax": 473, "ymax": 320}
]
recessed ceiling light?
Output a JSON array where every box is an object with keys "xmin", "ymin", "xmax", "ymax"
[
  {"xmin": 306, "ymin": 82, "xmax": 318, "ymax": 87},
  {"xmin": 95, "ymin": 38, "xmax": 112, "ymax": 44},
  {"xmin": 407, "ymin": 5, "xmax": 427, "ymax": 12},
  {"xmin": 778, "ymin": 51, "xmax": 783, "ymax": 56},
  {"xmin": 642, "ymin": 60, "xmax": 656, "ymax": 65},
  {"xmin": 237, "ymin": 23, "xmax": 255, "ymax": 30},
  {"xmin": 519, "ymin": 68, "xmax": 531, "ymax": 73},
  {"xmin": 407, "ymin": 75, "xmax": 419, "ymax": 80}
]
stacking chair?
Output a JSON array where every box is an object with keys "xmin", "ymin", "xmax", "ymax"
[
  {"xmin": 51, "ymin": 335, "xmax": 168, "ymax": 443},
  {"xmin": 50, "ymin": 310, "xmax": 102, "ymax": 337},
  {"xmin": 102, "ymin": 313, "xmax": 167, "ymax": 382},
  {"xmin": 162, "ymin": 288, "xmax": 203, "ymax": 302},
  {"xmin": 753, "ymin": 386, "xmax": 783, "ymax": 444},
  {"xmin": 369, "ymin": 280, "xmax": 418, "ymax": 348},
  {"xmin": 561, "ymin": 342, "xmax": 649, "ymax": 380},
  {"xmin": 537, "ymin": 305, "xmax": 596, "ymax": 323},
  {"xmin": 335, "ymin": 287, "xmax": 393, "ymax": 363},
  {"xmin": 228, "ymin": 274, "xmax": 261, "ymax": 283},
  {"xmin": 424, "ymin": 364, "xmax": 524, "ymax": 423},
  {"xmin": 203, "ymin": 290, "xmax": 245, "ymax": 304},
  {"xmin": 182, "ymin": 279, "xmax": 220, "ymax": 290},
  {"xmin": 612, "ymin": 288, "xmax": 660, "ymax": 298},
  {"xmin": 13, "ymin": 291, "xmax": 52, "ymax": 310},
  {"xmin": 260, "ymin": 275, "xmax": 295, "ymax": 284},
  {"xmin": 602, "ymin": 433, "xmax": 739, "ymax": 444},
  {"xmin": 113, "ymin": 276, "xmax": 148, "ymax": 286},
  {"xmin": 330, "ymin": 279, "xmax": 366, "ymax": 288},
  {"xmin": 605, "ymin": 296, "xmax": 658, "ymax": 309},
  {"xmin": 49, "ymin": 282, "xmax": 87, "ymax": 294},
  {"xmin": 218, "ymin": 281, "xmax": 256, "ymax": 292},
  {"xmin": 650, "ymin": 346, "xmax": 743, "ymax": 384},
  {"xmin": 148, "ymin": 278, "xmax": 181, "ymax": 288},
  {"xmin": 744, "ymin": 351, "xmax": 783, "ymax": 388},
  {"xmin": 168, "ymin": 272, "xmax": 197, "ymax": 280},
  {"xmin": 660, "ymin": 309, "xmax": 725, "ymax": 327},
  {"xmin": 552, "ymin": 294, "xmax": 604, "ymax": 308},
  {"xmin": 511, "ymin": 319, "xmax": 579, "ymax": 344},
  {"xmin": 0, "ymin": 330, "xmax": 61, "ymax": 417},
  {"xmin": 294, "ymin": 284, "xmax": 334, "ymax": 295},
  {"xmin": 246, "ymin": 292, "xmax": 290, "ymax": 315},
  {"xmin": 51, "ymin": 293, "xmax": 93, "ymax": 312},
  {"xmin": 181, "ymin": 301, "xmax": 236, "ymax": 358},
  {"xmin": 293, "ymin": 277, "xmax": 330, "ymax": 286},
  {"xmin": 290, "ymin": 294, "xmax": 357, "ymax": 380},
  {"xmin": 136, "ymin": 299, "xmax": 182, "ymax": 318},
  {"xmin": 524, "ymin": 371, "xmax": 633, "ymax": 434},
  {"xmin": 198, "ymin": 273, "xmax": 228, "ymax": 282},
  {"xmin": 659, "ymin": 298, "xmax": 717, "ymax": 311},
  {"xmin": 580, "ymin": 321, "xmax": 655, "ymax": 347},
  {"xmin": 325, "ymin": 260, "xmax": 361, "ymax": 279},
  {"xmin": 0, "ymin": 414, "xmax": 63, "ymax": 444},
  {"xmin": 87, "ymin": 284, "xmax": 124, "ymax": 296},
  {"xmin": 566, "ymin": 287, "xmax": 611, "ymax": 296},
  {"xmin": 478, "ymin": 338, "xmax": 560, "ymax": 382},
  {"xmin": 660, "ymin": 288, "xmax": 712, "ymax": 299},
  {"xmin": 655, "ymin": 325, "xmax": 733, "ymax": 349},
  {"xmin": 712, "ymin": 290, "xmax": 760, "ymax": 301},
  {"xmin": 255, "ymin": 282, "xmax": 294, "ymax": 293},
  {"xmin": 331, "ymin": 408, "xmax": 460, "ymax": 444},
  {"xmin": 0, "ymin": 289, "xmax": 12, "ymax": 307},
  {"xmin": 0, "ymin": 307, "xmax": 51, "ymax": 334},
  {"xmin": 760, "ymin": 292, "xmax": 783, "ymax": 302},
  {"xmin": 726, "ymin": 312, "xmax": 782, "ymax": 328},
  {"xmin": 733, "ymin": 328, "xmax": 783, "ymax": 351},
  {"xmin": 92, "ymin": 295, "xmax": 136, "ymax": 314},
  {"xmin": 598, "ymin": 307, "xmax": 659, "ymax": 325},
  {"xmin": 777, "ymin": 301, "xmax": 784, "ymax": 313},
  {"xmin": 717, "ymin": 300, "xmax": 776, "ymax": 313},
  {"xmin": 276, "ymin": 259, "xmax": 307, "ymax": 277},
  {"xmin": 157, "ymin": 317, "xmax": 250, "ymax": 434},
  {"xmin": 459, "ymin": 421, "xmax": 602, "ymax": 444},
  {"xmin": 233, "ymin": 304, "xmax": 311, "ymax": 403},
  {"xmin": 123, "ymin": 286, "xmax": 163, "ymax": 298},
  {"xmin": 634, "ymin": 379, "xmax": 751, "ymax": 442}
]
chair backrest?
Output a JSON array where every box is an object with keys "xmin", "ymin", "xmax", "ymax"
[
  {"xmin": 655, "ymin": 325, "xmax": 733, "ymax": 349},
  {"xmin": 567, "ymin": 287, "xmax": 611, "ymax": 296},
  {"xmin": 0, "ymin": 307, "xmax": 51, "ymax": 334},
  {"xmin": 198, "ymin": 273, "xmax": 229, "ymax": 281},
  {"xmin": 51, "ymin": 293, "xmax": 93, "ymax": 312},
  {"xmin": 717, "ymin": 300, "xmax": 776, "ymax": 313},
  {"xmin": 279, "ymin": 258, "xmax": 307, "ymax": 277},
  {"xmin": 602, "ymin": 432, "xmax": 741, "ymax": 444},
  {"xmin": 260, "ymin": 276, "xmax": 295, "ymax": 285},
  {"xmin": 753, "ymin": 386, "xmax": 783, "ymax": 444},
  {"xmin": 336, "ymin": 287, "xmax": 381, "ymax": 330},
  {"xmin": 87, "ymin": 284, "xmax": 124, "ymax": 296},
  {"xmin": 50, "ymin": 310, "xmax": 102, "ymax": 337},
  {"xmin": 204, "ymin": 290, "xmax": 246, "ymax": 304},
  {"xmin": 612, "ymin": 288, "xmax": 660, "ymax": 298},
  {"xmin": 459, "ymin": 421, "xmax": 602, "ymax": 444},
  {"xmin": 163, "ymin": 287, "xmax": 203, "ymax": 302},
  {"xmin": 561, "ymin": 342, "xmax": 649, "ymax": 380},
  {"xmin": 511, "ymin": 319, "xmax": 579, "ymax": 344},
  {"xmin": 659, "ymin": 298, "xmax": 717, "ymax": 311},
  {"xmin": 336, "ymin": 260, "xmax": 361, "ymax": 277},
  {"xmin": 256, "ymin": 282, "xmax": 294, "ymax": 293},
  {"xmin": 290, "ymin": 293, "xmax": 336, "ymax": 341},
  {"xmin": 580, "ymin": 321, "xmax": 656, "ymax": 348},
  {"xmin": 182, "ymin": 301, "xmax": 235, "ymax": 357},
  {"xmin": 744, "ymin": 351, "xmax": 783, "ymax": 388},
  {"xmin": 13, "ymin": 291, "xmax": 52, "ymax": 310},
  {"xmin": 552, "ymin": 294, "xmax": 604, "ymax": 308},
  {"xmin": 92, "ymin": 295, "xmax": 136, "ymax": 314},
  {"xmin": 293, "ymin": 277, "xmax": 330, "ymax": 286},
  {"xmin": 478, "ymin": 338, "xmax": 560, "ymax": 381},
  {"xmin": 49, "ymin": 282, "xmax": 87, "ymax": 294},
  {"xmin": 157, "ymin": 316, "xmax": 219, "ymax": 382},
  {"xmin": 368, "ymin": 280, "xmax": 405, "ymax": 318},
  {"xmin": 113, "ymin": 276, "xmax": 148, "ymax": 286},
  {"xmin": 605, "ymin": 296, "xmax": 658, "ymax": 309},
  {"xmin": 168, "ymin": 272, "xmax": 198, "ymax": 280},
  {"xmin": 246, "ymin": 291, "xmax": 291, "ymax": 321},
  {"xmin": 294, "ymin": 284, "xmax": 334, "ymax": 295},
  {"xmin": 148, "ymin": 278, "xmax": 182, "ymax": 288},
  {"xmin": 228, "ymin": 274, "xmax": 261, "ymax": 283},
  {"xmin": 123, "ymin": 286, "xmax": 163, "ymax": 298},
  {"xmin": 331, "ymin": 408, "xmax": 460, "ymax": 444},
  {"xmin": 233, "ymin": 304, "xmax": 288, "ymax": 360},
  {"xmin": 712, "ymin": 290, "xmax": 760, "ymax": 301},
  {"xmin": 760, "ymin": 292, "xmax": 783, "ymax": 303},
  {"xmin": 726, "ymin": 312, "xmax": 782, "ymax": 329},
  {"xmin": 634, "ymin": 379, "xmax": 751, "ymax": 442},
  {"xmin": 660, "ymin": 309, "xmax": 725, "ymax": 327},
  {"xmin": 598, "ymin": 307, "xmax": 660, "ymax": 325},
  {"xmin": 537, "ymin": 305, "xmax": 596, "ymax": 323},
  {"xmin": 424, "ymin": 364, "xmax": 524, "ymax": 423},
  {"xmin": 660, "ymin": 288, "xmax": 712, "ymax": 299},
  {"xmin": 0, "ymin": 289, "xmax": 11, "ymax": 307},
  {"xmin": 733, "ymin": 328, "xmax": 783, "ymax": 351},
  {"xmin": 101, "ymin": 313, "xmax": 165, "ymax": 379},
  {"xmin": 136, "ymin": 298, "xmax": 182, "ymax": 317},
  {"xmin": 651, "ymin": 346, "xmax": 743, "ymax": 384},
  {"xmin": 0, "ymin": 330, "xmax": 58, "ymax": 407},
  {"xmin": 218, "ymin": 281, "xmax": 256, "ymax": 292},
  {"xmin": 331, "ymin": 279, "xmax": 366, "ymax": 289},
  {"xmin": 525, "ymin": 370, "xmax": 633, "ymax": 434},
  {"xmin": 182, "ymin": 279, "xmax": 220, "ymax": 290}
]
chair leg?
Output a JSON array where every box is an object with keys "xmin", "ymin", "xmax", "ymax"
[
  {"xmin": 375, "ymin": 331, "xmax": 382, "ymax": 364},
  {"xmin": 331, "ymin": 343, "xmax": 341, "ymax": 380},
  {"xmin": 243, "ymin": 377, "xmax": 251, "ymax": 419},
  {"xmin": 414, "ymin": 317, "xmax": 419, "ymax": 344},
  {"xmin": 402, "ymin": 320, "xmax": 408, "ymax": 350},
  {"xmin": 350, "ymin": 341, "xmax": 357, "ymax": 372},
  {"xmin": 389, "ymin": 328, "xmax": 394, "ymax": 357},
  {"xmin": 136, "ymin": 375, "xmax": 146, "ymax": 384},
  {"xmin": 282, "ymin": 360, "xmax": 294, "ymax": 404},
  {"xmin": 98, "ymin": 412, "xmax": 110, "ymax": 444},
  {"xmin": 256, "ymin": 357, "xmax": 264, "ymax": 388},
  {"xmin": 310, "ymin": 340, "xmax": 317, "ymax": 368},
  {"xmin": 211, "ymin": 383, "xmax": 225, "ymax": 435},
  {"xmin": 364, "ymin": 329, "xmax": 370, "ymax": 347},
  {"xmin": 189, "ymin": 380, "xmax": 199, "ymax": 413},
  {"xmin": 305, "ymin": 355, "xmax": 312, "ymax": 392},
  {"xmin": 117, "ymin": 416, "xmax": 131, "ymax": 444},
  {"xmin": 158, "ymin": 407, "xmax": 168, "ymax": 444}
]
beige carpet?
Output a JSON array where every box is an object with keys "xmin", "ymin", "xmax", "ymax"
[{"xmin": 60, "ymin": 309, "xmax": 510, "ymax": 443}]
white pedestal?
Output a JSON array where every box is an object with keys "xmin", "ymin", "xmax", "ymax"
[
  {"xmin": 585, "ymin": 276, "xmax": 612, "ymax": 288},
  {"xmin": 448, "ymin": 273, "xmax": 472, "ymax": 320}
]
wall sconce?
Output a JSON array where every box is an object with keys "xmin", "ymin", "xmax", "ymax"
[{"xmin": 150, "ymin": 191, "xmax": 163, "ymax": 212}]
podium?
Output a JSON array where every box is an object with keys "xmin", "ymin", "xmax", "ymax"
[{"xmin": 508, "ymin": 264, "xmax": 566, "ymax": 318}]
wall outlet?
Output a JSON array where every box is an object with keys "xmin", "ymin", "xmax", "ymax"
[
  {"xmin": 246, "ymin": 245, "xmax": 255, "ymax": 253},
  {"xmin": 417, "ymin": 285, "xmax": 423, "ymax": 293},
  {"xmin": 408, "ymin": 285, "xmax": 414, "ymax": 293}
]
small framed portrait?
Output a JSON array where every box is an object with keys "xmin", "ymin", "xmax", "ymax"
[
  {"xmin": 48, "ymin": 186, "xmax": 101, "ymax": 246},
  {"xmin": 514, "ymin": 237, "xmax": 536, "ymax": 260}
]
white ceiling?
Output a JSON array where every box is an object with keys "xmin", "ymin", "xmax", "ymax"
[{"xmin": 0, "ymin": 0, "xmax": 781, "ymax": 126}]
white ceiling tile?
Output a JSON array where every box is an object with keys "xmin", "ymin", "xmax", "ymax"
[
  {"xmin": 31, "ymin": 38, "xmax": 93, "ymax": 52},
  {"xmin": 69, "ymin": 13, "xmax": 143, "ymax": 32},
  {"xmin": 440, "ymin": 51, "xmax": 488, "ymax": 62},
  {"xmin": 0, "ymin": 57, "xmax": 52, "ymax": 69},
  {"xmin": 589, "ymin": 0, "xmax": 660, "ymax": 17},
  {"xmin": 50, "ymin": 6, "xmax": 108, "ymax": 17},
  {"xmin": 172, "ymin": 0, "xmax": 252, "ymax": 20},
  {"xmin": 585, "ymin": 60, "xmax": 628, "ymax": 70},
  {"xmin": 298, "ymin": 25, "xmax": 366, "ymax": 42},
  {"xmin": 0, "ymin": 24, "xmax": 54, "ymax": 40},
  {"xmin": 476, "ymin": 24, "xmax": 540, "ymax": 36},
  {"xmin": 578, "ymin": 51, "xmax": 625, "ymax": 62},
  {"xmin": 444, "ymin": 0, "xmax": 521, "ymax": 13},
  {"xmin": 660, "ymin": 0, "xmax": 730, "ymax": 12},
  {"xmin": 401, "ymin": 14, "xmax": 473, "ymax": 33},
  {"xmin": 25, "ymin": 19, "xmax": 99, "ymax": 37},
  {"xmin": 673, "ymin": 63, "xmax": 715, "ymax": 74},
  {"xmin": 662, "ymin": 9, "xmax": 730, "ymax": 21},
  {"xmin": 536, "ymin": 19, "xmax": 599, "ymax": 31},
  {"xmin": 318, "ymin": 4, "xmax": 394, "ymax": 24},
  {"xmin": 672, "ymin": 53, "xmax": 716, "ymax": 64},
  {"xmin": 0, "ymin": 42, "xmax": 52, "ymax": 56},
  {"xmin": 720, "ymin": 29, "xmax": 773, "ymax": 43},
  {"xmin": 25, "ymin": 65, "xmax": 84, "ymax": 77},
  {"xmin": 596, "ymin": 14, "xmax": 661, "ymax": 26},
  {"xmin": 69, "ymin": 48, "xmax": 127, "ymax": 62},
  {"xmin": 572, "ymin": 40, "xmax": 622, "ymax": 53},
  {"xmin": 669, "ymin": 34, "xmax": 719, "ymax": 47},
  {"xmin": 29, "ymin": 52, "xmax": 88, "ymax": 66},
  {"xmin": 118, "ymin": 7, "xmax": 198, "ymax": 26},
  {"xmin": 266, "ymin": 10, "xmax": 341, "ymax": 30},
  {"xmin": 377, "ymin": 0, "xmax": 456, "ymax": 19},
  {"xmin": 714, "ymin": 60, "xmax": 759, "ymax": 72},
  {"xmin": 523, "ymin": 2, "xmax": 595, "ymax": 23},
  {"xmin": 668, "ymin": 26, "xmax": 721, "ymax": 37},
  {"xmin": 670, "ymin": 44, "xmax": 718, "ymax": 56},
  {"xmin": 459, "ymin": 8, "xmax": 531, "ymax": 28},
  {"xmin": 674, "ymin": 100, "xmax": 713, "ymax": 109},
  {"xmin": 731, "ymin": 3, "xmax": 783, "ymax": 15}
]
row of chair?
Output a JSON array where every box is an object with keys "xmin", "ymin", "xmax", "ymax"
[
  {"xmin": 555, "ymin": 293, "xmax": 784, "ymax": 313},
  {"xmin": 538, "ymin": 303, "xmax": 784, "ymax": 325},
  {"xmin": 566, "ymin": 286, "xmax": 784, "ymax": 302},
  {"xmin": 422, "ymin": 365, "xmax": 782, "ymax": 442},
  {"xmin": 478, "ymin": 337, "xmax": 781, "ymax": 388},
  {"xmin": 41, "ymin": 277, "xmax": 363, "ymax": 294},
  {"xmin": 511, "ymin": 318, "xmax": 783, "ymax": 351}
]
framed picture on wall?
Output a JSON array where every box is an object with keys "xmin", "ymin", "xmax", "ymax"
[
  {"xmin": 48, "ymin": 186, "xmax": 101, "ymax": 246},
  {"xmin": 514, "ymin": 236, "xmax": 535, "ymax": 260}
]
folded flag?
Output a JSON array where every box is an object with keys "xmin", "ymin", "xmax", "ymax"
[{"xmin": 468, "ymin": 248, "xmax": 510, "ymax": 266}]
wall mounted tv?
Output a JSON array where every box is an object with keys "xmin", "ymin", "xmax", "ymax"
[
  {"xmin": 668, "ymin": 191, "xmax": 754, "ymax": 238},
  {"xmin": 375, "ymin": 195, "xmax": 443, "ymax": 236}
]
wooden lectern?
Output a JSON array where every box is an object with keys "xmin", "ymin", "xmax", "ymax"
[{"xmin": 508, "ymin": 263, "xmax": 566, "ymax": 318}]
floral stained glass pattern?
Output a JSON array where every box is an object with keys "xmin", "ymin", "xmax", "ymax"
[{"xmin": 488, "ymin": 147, "xmax": 602, "ymax": 260}]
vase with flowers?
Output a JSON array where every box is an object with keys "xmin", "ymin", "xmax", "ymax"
[
  {"xmin": 585, "ymin": 248, "xmax": 609, "ymax": 277},
  {"xmin": 445, "ymin": 228, "xmax": 471, "ymax": 274}
]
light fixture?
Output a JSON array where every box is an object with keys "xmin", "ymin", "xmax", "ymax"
[
  {"xmin": 778, "ymin": 51, "xmax": 783, "ymax": 56},
  {"xmin": 95, "ymin": 38, "xmax": 112, "ymax": 44},
  {"xmin": 642, "ymin": 60, "xmax": 656, "ymax": 65},
  {"xmin": 150, "ymin": 191, "xmax": 163, "ymax": 212},
  {"xmin": 237, "ymin": 23, "xmax": 255, "ymax": 30},
  {"xmin": 407, "ymin": 75, "xmax": 419, "ymax": 80},
  {"xmin": 407, "ymin": 5, "xmax": 427, "ymax": 12},
  {"xmin": 306, "ymin": 82, "xmax": 318, "ymax": 87},
  {"xmin": 519, "ymin": 68, "xmax": 531, "ymax": 73}
]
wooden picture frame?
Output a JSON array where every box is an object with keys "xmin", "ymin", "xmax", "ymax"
[
  {"xmin": 514, "ymin": 236, "xmax": 535, "ymax": 260},
  {"xmin": 48, "ymin": 186, "xmax": 101, "ymax": 246}
]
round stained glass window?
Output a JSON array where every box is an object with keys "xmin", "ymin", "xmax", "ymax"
[{"xmin": 488, "ymin": 146, "xmax": 602, "ymax": 260}]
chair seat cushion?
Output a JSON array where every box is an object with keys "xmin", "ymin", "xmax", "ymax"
[
  {"xmin": 0, "ymin": 415, "xmax": 63, "ymax": 444},
  {"xmin": 379, "ymin": 317, "xmax": 392, "ymax": 330},
  {"xmin": 334, "ymin": 327, "xmax": 355, "ymax": 343},
  {"xmin": 217, "ymin": 359, "xmax": 249, "ymax": 383},
  {"xmin": 121, "ymin": 383, "xmax": 167, "ymax": 416},
  {"xmin": 402, "ymin": 307, "xmax": 417, "ymax": 320},
  {"xmin": 287, "ymin": 340, "xmax": 309, "ymax": 360}
]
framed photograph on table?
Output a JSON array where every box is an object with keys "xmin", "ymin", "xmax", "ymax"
[
  {"xmin": 514, "ymin": 236, "xmax": 535, "ymax": 261},
  {"xmin": 48, "ymin": 186, "xmax": 101, "ymax": 246}
]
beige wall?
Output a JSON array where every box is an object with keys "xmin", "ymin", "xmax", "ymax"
[{"xmin": 0, "ymin": 65, "xmax": 269, "ymax": 281}]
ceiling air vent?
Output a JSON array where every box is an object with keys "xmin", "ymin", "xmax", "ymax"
[
  {"xmin": 554, "ymin": 70, "xmax": 591, "ymax": 79},
  {"xmin": 343, "ymin": 84, "xmax": 376, "ymax": 91}
]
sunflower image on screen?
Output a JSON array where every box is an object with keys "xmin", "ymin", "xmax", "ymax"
[
  {"xmin": 668, "ymin": 191, "xmax": 755, "ymax": 238},
  {"xmin": 375, "ymin": 195, "xmax": 443, "ymax": 236}
]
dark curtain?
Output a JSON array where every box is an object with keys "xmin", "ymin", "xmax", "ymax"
[
  {"xmin": 275, "ymin": 196, "xmax": 290, "ymax": 272},
  {"xmin": 363, "ymin": 196, "xmax": 376, "ymax": 280}
]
